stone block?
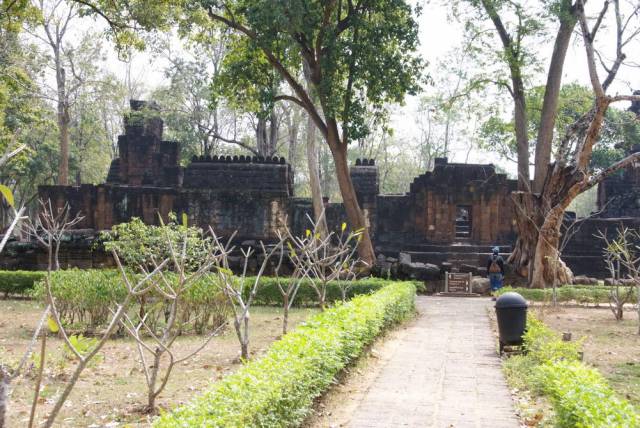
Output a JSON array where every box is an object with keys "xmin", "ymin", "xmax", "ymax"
[
  {"xmin": 572, "ymin": 275, "xmax": 600, "ymax": 286},
  {"xmin": 471, "ymin": 277, "xmax": 490, "ymax": 294}
]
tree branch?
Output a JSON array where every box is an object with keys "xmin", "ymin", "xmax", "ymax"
[
  {"xmin": 205, "ymin": 7, "xmax": 329, "ymax": 139},
  {"xmin": 585, "ymin": 151, "xmax": 640, "ymax": 191}
]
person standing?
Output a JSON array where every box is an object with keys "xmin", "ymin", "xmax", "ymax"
[{"xmin": 487, "ymin": 246, "xmax": 505, "ymax": 297}]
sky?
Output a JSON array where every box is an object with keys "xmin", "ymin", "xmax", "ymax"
[{"xmin": 46, "ymin": 0, "xmax": 640, "ymax": 178}]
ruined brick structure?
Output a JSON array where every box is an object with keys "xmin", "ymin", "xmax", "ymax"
[{"xmin": 3, "ymin": 100, "xmax": 638, "ymax": 280}]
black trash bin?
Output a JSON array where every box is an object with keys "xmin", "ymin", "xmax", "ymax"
[{"xmin": 495, "ymin": 292, "xmax": 528, "ymax": 354}]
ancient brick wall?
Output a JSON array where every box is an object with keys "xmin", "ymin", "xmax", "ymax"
[
  {"xmin": 374, "ymin": 158, "xmax": 517, "ymax": 246},
  {"xmin": 183, "ymin": 155, "xmax": 293, "ymax": 196}
]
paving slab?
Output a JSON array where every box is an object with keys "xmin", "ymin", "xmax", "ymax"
[{"xmin": 348, "ymin": 296, "xmax": 520, "ymax": 428}]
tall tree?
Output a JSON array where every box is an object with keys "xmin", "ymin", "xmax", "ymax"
[
  {"xmin": 89, "ymin": 0, "xmax": 425, "ymax": 266},
  {"xmin": 204, "ymin": 0, "xmax": 424, "ymax": 265},
  {"xmin": 460, "ymin": 0, "xmax": 640, "ymax": 287},
  {"xmin": 29, "ymin": 0, "xmax": 80, "ymax": 185}
]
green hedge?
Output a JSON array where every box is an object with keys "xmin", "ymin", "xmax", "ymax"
[
  {"xmin": 0, "ymin": 271, "xmax": 46, "ymax": 296},
  {"xmin": 155, "ymin": 281, "xmax": 417, "ymax": 427},
  {"xmin": 497, "ymin": 285, "xmax": 636, "ymax": 305},
  {"xmin": 31, "ymin": 270, "xmax": 412, "ymax": 331},
  {"xmin": 243, "ymin": 276, "xmax": 423, "ymax": 306},
  {"xmin": 505, "ymin": 317, "xmax": 639, "ymax": 427},
  {"xmin": 32, "ymin": 269, "xmax": 229, "ymax": 332}
]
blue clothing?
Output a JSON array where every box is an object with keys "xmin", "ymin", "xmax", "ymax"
[{"xmin": 489, "ymin": 273, "xmax": 503, "ymax": 291}]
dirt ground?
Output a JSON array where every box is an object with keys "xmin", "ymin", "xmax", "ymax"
[
  {"xmin": 0, "ymin": 299, "xmax": 317, "ymax": 427},
  {"xmin": 531, "ymin": 304, "xmax": 640, "ymax": 407}
]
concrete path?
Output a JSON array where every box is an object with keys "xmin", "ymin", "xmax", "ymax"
[{"xmin": 348, "ymin": 296, "xmax": 520, "ymax": 428}]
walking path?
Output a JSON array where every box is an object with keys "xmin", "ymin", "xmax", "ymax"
[{"xmin": 347, "ymin": 296, "xmax": 520, "ymax": 428}]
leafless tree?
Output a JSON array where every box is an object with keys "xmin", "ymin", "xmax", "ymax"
[
  {"xmin": 116, "ymin": 225, "xmax": 227, "ymax": 412},
  {"xmin": 0, "ymin": 156, "xmax": 38, "ymax": 428},
  {"xmin": 209, "ymin": 228, "xmax": 286, "ymax": 360},
  {"xmin": 286, "ymin": 214, "xmax": 364, "ymax": 310},
  {"xmin": 25, "ymin": 199, "xmax": 83, "ymax": 271},
  {"xmin": 2, "ymin": 198, "xmax": 167, "ymax": 427},
  {"xmin": 604, "ymin": 247, "xmax": 634, "ymax": 321},
  {"xmin": 0, "ymin": 205, "xmax": 40, "ymax": 428},
  {"xmin": 600, "ymin": 227, "xmax": 640, "ymax": 334}
]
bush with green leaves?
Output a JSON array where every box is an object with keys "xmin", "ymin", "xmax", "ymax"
[
  {"xmin": 32, "ymin": 269, "xmax": 229, "ymax": 333},
  {"xmin": 504, "ymin": 316, "xmax": 639, "ymax": 427},
  {"xmin": 539, "ymin": 360, "xmax": 639, "ymax": 428},
  {"xmin": 497, "ymin": 285, "xmax": 634, "ymax": 305},
  {"xmin": 0, "ymin": 270, "xmax": 45, "ymax": 296},
  {"xmin": 32, "ymin": 268, "xmax": 415, "ymax": 331},
  {"xmin": 99, "ymin": 215, "xmax": 211, "ymax": 270},
  {"xmin": 32, "ymin": 269, "xmax": 125, "ymax": 327},
  {"xmin": 244, "ymin": 276, "xmax": 423, "ymax": 306},
  {"xmin": 155, "ymin": 281, "xmax": 417, "ymax": 427}
]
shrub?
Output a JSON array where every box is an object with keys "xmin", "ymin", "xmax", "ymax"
[
  {"xmin": 539, "ymin": 360, "xmax": 639, "ymax": 428},
  {"xmin": 506, "ymin": 315, "xmax": 640, "ymax": 427},
  {"xmin": 497, "ymin": 285, "xmax": 637, "ymax": 305},
  {"xmin": 32, "ymin": 269, "xmax": 127, "ymax": 327},
  {"xmin": 155, "ymin": 281, "xmax": 416, "ymax": 427},
  {"xmin": 0, "ymin": 270, "xmax": 46, "ymax": 296},
  {"xmin": 32, "ymin": 269, "xmax": 417, "ymax": 331},
  {"xmin": 32, "ymin": 270, "xmax": 230, "ymax": 332},
  {"xmin": 244, "ymin": 277, "xmax": 421, "ymax": 306}
]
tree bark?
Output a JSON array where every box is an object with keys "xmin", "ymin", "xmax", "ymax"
[
  {"xmin": 512, "ymin": 80, "xmax": 530, "ymax": 191},
  {"xmin": 529, "ymin": 207, "xmax": 573, "ymax": 289},
  {"xmin": 56, "ymin": 68, "xmax": 70, "ymax": 186},
  {"xmin": 533, "ymin": 1, "xmax": 577, "ymax": 193},
  {"xmin": 329, "ymin": 140, "xmax": 375, "ymax": 268},
  {"xmin": 509, "ymin": 192, "xmax": 544, "ymax": 278},
  {"xmin": 306, "ymin": 110, "xmax": 328, "ymax": 237},
  {"xmin": 256, "ymin": 116, "xmax": 268, "ymax": 157},
  {"xmin": 282, "ymin": 294, "xmax": 289, "ymax": 335}
]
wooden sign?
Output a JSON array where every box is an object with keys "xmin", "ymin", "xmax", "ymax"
[{"xmin": 445, "ymin": 272, "xmax": 472, "ymax": 293}]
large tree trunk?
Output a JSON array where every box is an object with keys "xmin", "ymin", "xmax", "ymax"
[
  {"xmin": 56, "ymin": 68, "xmax": 70, "ymax": 186},
  {"xmin": 306, "ymin": 110, "xmax": 328, "ymax": 237},
  {"xmin": 533, "ymin": 1, "xmax": 577, "ymax": 193},
  {"xmin": 530, "ymin": 204, "xmax": 574, "ymax": 289},
  {"xmin": 512, "ymin": 83, "xmax": 530, "ymax": 191},
  {"xmin": 329, "ymin": 138, "xmax": 375, "ymax": 268},
  {"xmin": 509, "ymin": 192, "xmax": 544, "ymax": 278},
  {"xmin": 256, "ymin": 117, "xmax": 268, "ymax": 157}
]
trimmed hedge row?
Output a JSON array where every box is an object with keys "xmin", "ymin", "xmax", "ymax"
[
  {"xmin": 505, "ymin": 317, "xmax": 639, "ymax": 427},
  {"xmin": 243, "ymin": 276, "xmax": 423, "ymax": 306},
  {"xmin": 31, "ymin": 269, "xmax": 230, "ymax": 332},
  {"xmin": 155, "ymin": 281, "xmax": 417, "ymax": 427},
  {"xmin": 0, "ymin": 271, "xmax": 46, "ymax": 296},
  {"xmin": 497, "ymin": 285, "xmax": 637, "ymax": 305}
]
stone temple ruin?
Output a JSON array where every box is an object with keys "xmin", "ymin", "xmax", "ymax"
[{"xmin": 4, "ymin": 100, "xmax": 640, "ymax": 284}]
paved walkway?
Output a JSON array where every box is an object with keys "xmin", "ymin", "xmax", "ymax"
[{"xmin": 348, "ymin": 296, "xmax": 520, "ymax": 428}]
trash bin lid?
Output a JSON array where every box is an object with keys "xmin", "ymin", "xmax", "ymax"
[{"xmin": 495, "ymin": 292, "xmax": 528, "ymax": 309}]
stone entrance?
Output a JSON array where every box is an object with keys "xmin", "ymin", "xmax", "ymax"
[{"xmin": 455, "ymin": 205, "xmax": 471, "ymax": 240}]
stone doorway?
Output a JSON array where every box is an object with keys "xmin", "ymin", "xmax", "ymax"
[{"xmin": 455, "ymin": 205, "xmax": 471, "ymax": 239}]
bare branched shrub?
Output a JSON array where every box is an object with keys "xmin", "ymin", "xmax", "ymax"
[
  {"xmin": 209, "ymin": 228, "xmax": 286, "ymax": 360},
  {"xmin": 286, "ymin": 215, "xmax": 364, "ymax": 310},
  {"xmin": 25, "ymin": 199, "xmax": 83, "ymax": 271},
  {"xmin": 116, "ymin": 224, "xmax": 227, "ymax": 412},
  {"xmin": 599, "ymin": 228, "xmax": 639, "ymax": 325},
  {"xmin": 6, "ymin": 200, "xmax": 168, "ymax": 428}
]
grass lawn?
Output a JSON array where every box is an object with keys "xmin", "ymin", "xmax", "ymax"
[
  {"xmin": 531, "ymin": 305, "xmax": 640, "ymax": 407},
  {"xmin": 0, "ymin": 299, "xmax": 317, "ymax": 427}
]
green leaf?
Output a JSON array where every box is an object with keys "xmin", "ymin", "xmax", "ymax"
[
  {"xmin": 182, "ymin": 212, "xmax": 188, "ymax": 227},
  {"xmin": 0, "ymin": 184, "xmax": 14, "ymax": 207},
  {"xmin": 47, "ymin": 316, "xmax": 59, "ymax": 333}
]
